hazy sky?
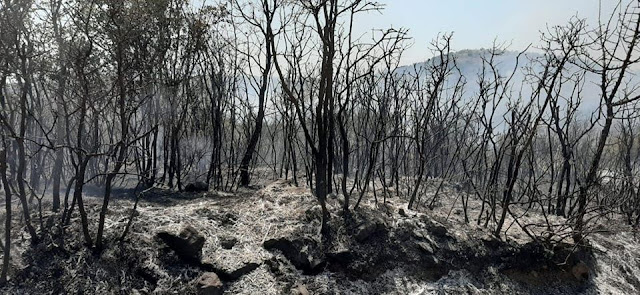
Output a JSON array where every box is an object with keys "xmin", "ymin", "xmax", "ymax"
[{"xmin": 353, "ymin": 0, "xmax": 619, "ymax": 65}]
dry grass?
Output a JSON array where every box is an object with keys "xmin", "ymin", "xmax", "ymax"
[{"xmin": 0, "ymin": 177, "xmax": 639, "ymax": 294}]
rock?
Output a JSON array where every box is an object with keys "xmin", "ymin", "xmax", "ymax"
[
  {"xmin": 355, "ymin": 219, "xmax": 386, "ymax": 242},
  {"xmin": 429, "ymin": 223, "xmax": 448, "ymax": 237},
  {"xmin": 157, "ymin": 225, "xmax": 205, "ymax": 262},
  {"xmin": 263, "ymin": 237, "xmax": 325, "ymax": 274},
  {"xmin": 571, "ymin": 261, "xmax": 589, "ymax": 280},
  {"xmin": 291, "ymin": 283, "xmax": 310, "ymax": 295},
  {"xmin": 220, "ymin": 236, "xmax": 238, "ymax": 249},
  {"xmin": 196, "ymin": 272, "xmax": 223, "ymax": 295},
  {"xmin": 355, "ymin": 223, "xmax": 377, "ymax": 242},
  {"xmin": 185, "ymin": 181, "xmax": 209, "ymax": 192}
]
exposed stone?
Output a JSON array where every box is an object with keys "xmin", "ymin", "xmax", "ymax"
[
  {"xmin": 185, "ymin": 181, "xmax": 209, "ymax": 192},
  {"xmin": 195, "ymin": 272, "xmax": 223, "ymax": 295},
  {"xmin": 263, "ymin": 237, "xmax": 325, "ymax": 274},
  {"xmin": 157, "ymin": 225, "xmax": 205, "ymax": 262},
  {"xmin": 355, "ymin": 219, "xmax": 387, "ymax": 242},
  {"xmin": 430, "ymin": 223, "xmax": 448, "ymax": 237}
]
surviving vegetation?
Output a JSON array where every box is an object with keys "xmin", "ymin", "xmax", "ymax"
[{"xmin": 1, "ymin": 0, "xmax": 640, "ymax": 294}]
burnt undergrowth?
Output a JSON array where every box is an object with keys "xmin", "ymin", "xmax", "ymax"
[
  {"xmin": 0, "ymin": 184, "xmax": 600, "ymax": 294},
  {"xmin": 263, "ymin": 204, "xmax": 595, "ymax": 294}
]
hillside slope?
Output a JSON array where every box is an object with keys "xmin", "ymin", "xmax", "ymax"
[{"xmin": 1, "ymin": 179, "xmax": 638, "ymax": 294}]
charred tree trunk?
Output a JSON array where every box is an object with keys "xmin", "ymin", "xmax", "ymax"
[
  {"xmin": 0, "ymin": 149, "xmax": 12, "ymax": 284},
  {"xmin": 239, "ymin": 21, "xmax": 273, "ymax": 186}
]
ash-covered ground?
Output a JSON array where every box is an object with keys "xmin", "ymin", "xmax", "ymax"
[{"xmin": 1, "ymin": 178, "xmax": 639, "ymax": 294}]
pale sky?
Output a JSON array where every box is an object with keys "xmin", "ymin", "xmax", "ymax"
[{"xmin": 353, "ymin": 0, "xmax": 620, "ymax": 65}]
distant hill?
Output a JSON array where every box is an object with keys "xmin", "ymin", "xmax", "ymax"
[
  {"xmin": 398, "ymin": 49, "xmax": 530, "ymax": 79},
  {"xmin": 396, "ymin": 49, "xmax": 605, "ymax": 123}
]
